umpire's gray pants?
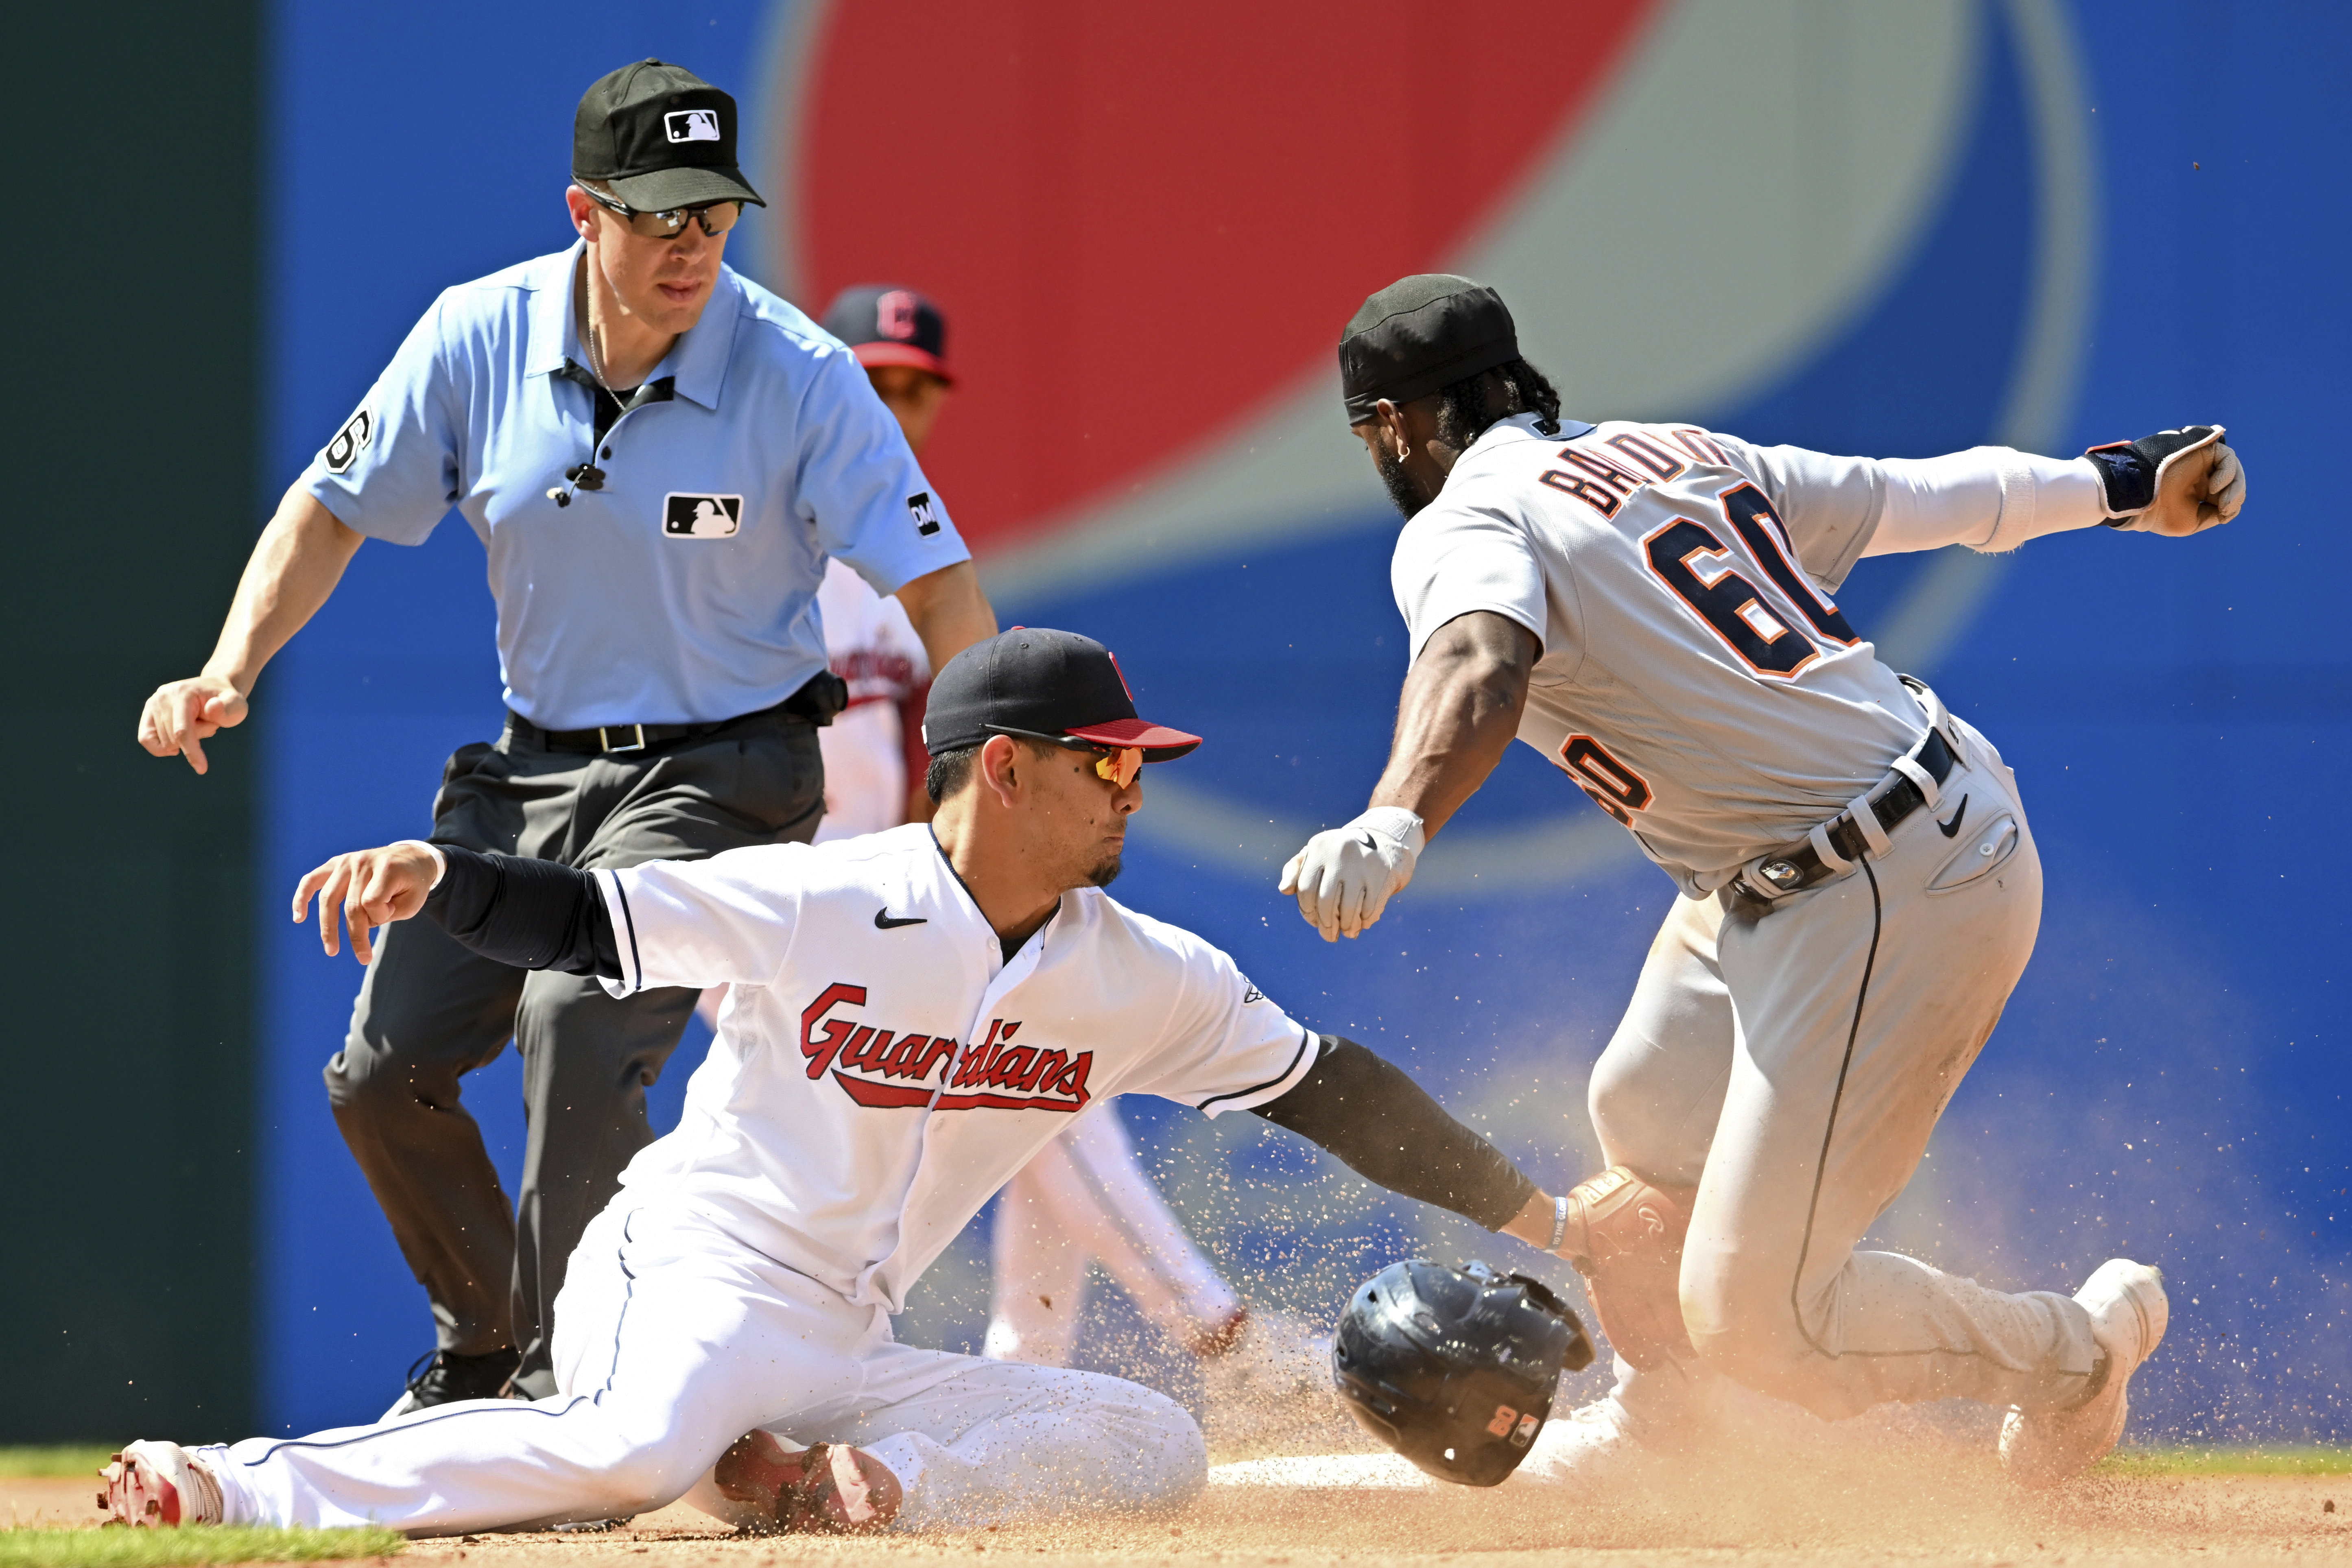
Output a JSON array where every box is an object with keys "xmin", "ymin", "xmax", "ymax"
[{"xmin": 324, "ymin": 707, "xmax": 823, "ymax": 1398}]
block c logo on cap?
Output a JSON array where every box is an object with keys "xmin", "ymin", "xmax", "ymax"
[
  {"xmin": 878, "ymin": 290, "xmax": 921, "ymax": 341},
  {"xmin": 665, "ymin": 109, "xmax": 722, "ymax": 143}
]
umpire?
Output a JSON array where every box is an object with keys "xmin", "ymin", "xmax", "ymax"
[{"xmin": 135, "ymin": 59, "xmax": 996, "ymax": 1412}]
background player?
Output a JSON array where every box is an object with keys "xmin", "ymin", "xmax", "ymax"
[
  {"xmin": 133, "ymin": 61, "xmax": 995, "ymax": 1413},
  {"xmin": 810, "ymin": 286, "xmax": 948, "ymax": 837},
  {"xmin": 105, "ymin": 629, "xmax": 1573, "ymax": 1535},
  {"xmin": 792, "ymin": 283, "xmax": 1331, "ymax": 1436},
  {"xmin": 1280, "ymin": 275, "xmax": 2245, "ymax": 1488}
]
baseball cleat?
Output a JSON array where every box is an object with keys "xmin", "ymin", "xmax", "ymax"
[
  {"xmin": 711, "ymin": 1430, "xmax": 901, "ymax": 1533},
  {"xmin": 99, "ymin": 1440, "xmax": 225, "ymax": 1527},
  {"xmin": 2000, "ymin": 1258, "xmax": 2168, "ymax": 1488},
  {"xmin": 381, "ymin": 1345, "xmax": 522, "ymax": 1420}
]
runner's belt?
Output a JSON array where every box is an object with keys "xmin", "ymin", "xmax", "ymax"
[
  {"xmin": 1727, "ymin": 723, "xmax": 1958, "ymax": 904},
  {"xmin": 506, "ymin": 671, "xmax": 850, "ymax": 756}
]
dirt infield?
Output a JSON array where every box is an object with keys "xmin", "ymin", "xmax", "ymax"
[{"xmin": 15, "ymin": 1444, "xmax": 2352, "ymax": 1568}]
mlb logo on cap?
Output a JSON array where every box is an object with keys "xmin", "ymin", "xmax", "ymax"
[{"xmin": 666, "ymin": 109, "xmax": 721, "ymax": 142}]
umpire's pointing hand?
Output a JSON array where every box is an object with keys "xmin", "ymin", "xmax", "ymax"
[
  {"xmin": 138, "ymin": 675, "xmax": 249, "ymax": 775},
  {"xmin": 293, "ymin": 841, "xmax": 445, "ymax": 965}
]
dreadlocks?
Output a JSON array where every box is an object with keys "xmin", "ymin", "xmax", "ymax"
[{"xmin": 1431, "ymin": 357, "xmax": 1564, "ymax": 449}]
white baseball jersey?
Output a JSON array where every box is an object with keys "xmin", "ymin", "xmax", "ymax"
[
  {"xmin": 1394, "ymin": 413, "xmax": 1951, "ymax": 892},
  {"xmin": 815, "ymin": 557, "xmax": 930, "ymax": 840},
  {"xmin": 592, "ymin": 823, "xmax": 1317, "ymax": 1311}
]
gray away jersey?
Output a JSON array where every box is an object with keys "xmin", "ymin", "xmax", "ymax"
[{"xmin": 1391, "ymin": 413, "xmax": 1928, "ymax": 893}]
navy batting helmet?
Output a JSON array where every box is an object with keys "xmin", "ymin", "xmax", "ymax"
[{"xmin": 1331, "ymin": 1259, "xmax": 1594, "ymax": 1486}]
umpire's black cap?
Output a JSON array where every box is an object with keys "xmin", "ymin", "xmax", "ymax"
[
  {"xmin": 923, "ymin": 629, "xmax": 1200, "ymax": 762},
  {"xmin": 1339, "ymin": 275, "xmax": 1519, "ymax": 425},
  {"xmin": 822, "ymin": 286, "xmax": 955, "ymax": 386},
  {"xmin": 574, "ymin": 59, "xmax": 765, "ymax": 213}
]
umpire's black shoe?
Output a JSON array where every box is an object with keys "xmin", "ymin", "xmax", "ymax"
[{"xmin": 381, "ymin": 1346, "xmax": 522, "ymax": 1421}]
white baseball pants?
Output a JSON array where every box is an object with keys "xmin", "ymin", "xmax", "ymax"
[
  {"xmin": 985, "ymin": 1106, "xmax": 1240, "ymax": 1365},
  {"xmin": 1571, "ymin": 713, "xmax": 2099, "ymax": 1437},
  {"xmin": 196, "ymin": 1201, "xmax": 1205, "ymax": 1534}
]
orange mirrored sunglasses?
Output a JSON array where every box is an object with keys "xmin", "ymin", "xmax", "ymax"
[{"xmin": 1092, "ymin": 746, "xmax": 1144, "ymax": 789}]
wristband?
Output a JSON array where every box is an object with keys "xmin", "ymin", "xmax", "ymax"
[{"xmin": 1547, "ymin": 1192, "xmax": 1570, "ymax": 1252}]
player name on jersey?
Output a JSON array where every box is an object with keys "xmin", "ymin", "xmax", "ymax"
[{"xmin": 802, "ymin": 986, "xmax": 1092, "ymax": 1112}]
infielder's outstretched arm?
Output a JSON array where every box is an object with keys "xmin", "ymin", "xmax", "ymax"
[
  {"xmin": 1278, "ymin": 610, "xmax": 1535, "ymax": 942},
  {"xmin": 293, "ymin": 841, "xmax": 619, "ymax": 971},
  {"xmin": 137, "ymin": 485, "xmax": 363, "ymax": 775},
  {"xmin": 1253, "ymin": 1035, "xmax": 1535, "ymax": 1228}
]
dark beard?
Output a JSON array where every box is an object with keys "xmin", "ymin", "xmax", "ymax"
[
  {"xmin": 1087, "ymin": 852, "xmax": 1124, "ymax": 889},
  {"xmin": 1373, "ymin": 441, "xmax": 1428, "ymax": 519}
]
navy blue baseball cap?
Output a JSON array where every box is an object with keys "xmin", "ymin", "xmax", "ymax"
[
  {"xmin": 821, "ymin": 285, "xmax": 954, "ymax": 385},
  {"xmin": 923, "ymin": 629, "xmax": 1200, "ymax": 761}
]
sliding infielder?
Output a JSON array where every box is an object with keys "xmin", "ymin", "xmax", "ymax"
[
  {"xmin": 802, "ymin": 285, "xmax": 1330, "ymax": 1407},
  {"xmin": 1282, "ymin": 274, "xmax": 2246, "ymax": 1487},
  {"xmin": 103, "ymin": 629, "xmax": 1574, "ymax": 1534}
]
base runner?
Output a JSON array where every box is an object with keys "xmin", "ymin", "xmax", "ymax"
[
  {"xmin": 103, "ymin": 629, "xmax": 1574, "ymax": 1535},
  {"xmin": 1279, "ymin": 275, "xmax": 2246, "ymax": 1488}
]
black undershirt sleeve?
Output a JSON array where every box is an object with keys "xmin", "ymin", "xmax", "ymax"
[
  {"xmin": 421, "ymin": 845, "xmax": 622, "ymax": 979},
  {"xmin": 1250, "ymin": 1035, "xmax": 1537, "ymax": 1233}
]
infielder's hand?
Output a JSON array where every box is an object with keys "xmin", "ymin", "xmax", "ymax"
[
  {"xmin": 138, "ymin": 675, "xmax": 249, "ymax": 775},
  {"xmin": 292, "ymin": 841, "xmax": 445, "ymax": 965},
  {"xmin": 2098, "ymin": 426, "xmax": 2247, "ymax": 537},
  {"xmin": 1278, "ymin": 807, "xmax": 1426, "ymax": 942}
]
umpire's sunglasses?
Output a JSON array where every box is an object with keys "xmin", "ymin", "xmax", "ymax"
[
  {"xmin": 989, "ymin": 728, "xmax": 1145, "ymax": 789},
  {"xmin": 577, "ymin": 183, "xmax": 744, "ymax": 240}
]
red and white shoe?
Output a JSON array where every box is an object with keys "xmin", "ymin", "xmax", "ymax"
[
  {"xmin": 99, "ymin": 1441, "xmax": 225, "ymax": 1527},
  {"xmin": 2000, "ymin": 1258, "xmax": 2169, "ymax": 1489},
  {"xmin": 711, "ymin": 1430, "xmax": 900, "ymax": 1533}
]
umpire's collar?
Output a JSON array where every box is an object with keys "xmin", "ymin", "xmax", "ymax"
[{"xmin": 526, "ymin": 241, "xmax": 738, "ymax": 411}]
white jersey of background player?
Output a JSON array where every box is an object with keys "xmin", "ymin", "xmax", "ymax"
[
  {"xmin": 1282, "ymin": 275, "xmax": 2245, "ymax": 1491},
  {"xmin": 105, "ymin": 629, "xmax": 1572, "ymax": 1535},
  {"xmin": 805, "ymin": 286, "xmax": 1328, "ymax": 1425}
]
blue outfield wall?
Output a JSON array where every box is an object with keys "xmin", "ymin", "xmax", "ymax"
[{"xmin": 257, "ymin": 0, "xmax": 2351, "ymax": 1441}]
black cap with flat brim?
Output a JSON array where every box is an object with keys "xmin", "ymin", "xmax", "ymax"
[
  {"xmin": 574, "ymin": 59, "xmax": 765, "ymax": 212},
  {"xmin": 1339, "ymin": 274, "xmax": 1518, "ymax": 425},
  {"xmin": 924, "ymin": 629, "xmax": 1202, "ymax": 762}
]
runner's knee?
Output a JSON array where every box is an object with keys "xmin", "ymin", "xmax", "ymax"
[{"xmin": 1680, "ymin": 1247, "xmax": 1846, "ymax": 1417}]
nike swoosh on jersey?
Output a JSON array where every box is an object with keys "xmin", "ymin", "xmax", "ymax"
[
  {"xmin": 1937, "ymin": 795, "xmax": 1969, "ymax": 838},
  {"xmin": 874, "ymin": 908, "xmax": 928, "ymax": 929}
]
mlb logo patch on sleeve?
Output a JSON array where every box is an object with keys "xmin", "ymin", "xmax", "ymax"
[
  {"xmin": 664, "ymin": 493, "xmax": 743, "ymax": 538},
  {"xmin": 666, "ymin": 109, "xmax": 722, "ymax": 143},
  {"xmin": 323, "ymin": 406, "xmax": 373, "ymax": 474},
  {"xmin": 907, "ymin": 492, "xmax": 941, "ymax": 537}
]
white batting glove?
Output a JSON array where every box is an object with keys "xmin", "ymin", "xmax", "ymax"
[{"xmin": 1278, "ymin": 807, "xmax": 1427, "ymax": 943}]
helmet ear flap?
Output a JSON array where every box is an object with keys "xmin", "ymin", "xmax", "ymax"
[{"xmin": 1331, "ymin": 1259, "xmax": 1593, "ymax": 1487}]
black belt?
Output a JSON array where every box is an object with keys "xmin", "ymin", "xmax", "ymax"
[
  {"xmin": 1728, "ymin": 726, "xmax": 1959, "ymax": 903},
  {"xmin": 509, "ymin": 671, "xmax": 850, "ymax": 756}
]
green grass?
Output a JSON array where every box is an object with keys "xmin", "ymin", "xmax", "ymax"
[
  {"xmin": 0, "ymin": 1528, "xmax": 404, "ymax": 1568},
  {"xmin": 2097, "ymin": 1446, "xmax": 2352, "ymax": 1477},
  {"xmin": 0, "ymin": 1453, "xmax": 114, "ymax": 1482}
]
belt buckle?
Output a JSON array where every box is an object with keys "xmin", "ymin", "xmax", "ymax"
[{"xmin": 598, "ymin": 723, "xmax": 648, "ymax": 754}]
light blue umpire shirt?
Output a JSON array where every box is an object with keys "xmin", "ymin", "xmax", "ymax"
[{"xmin": 301, "ymin": 241, "xmax": 970, "ymax": 732}]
